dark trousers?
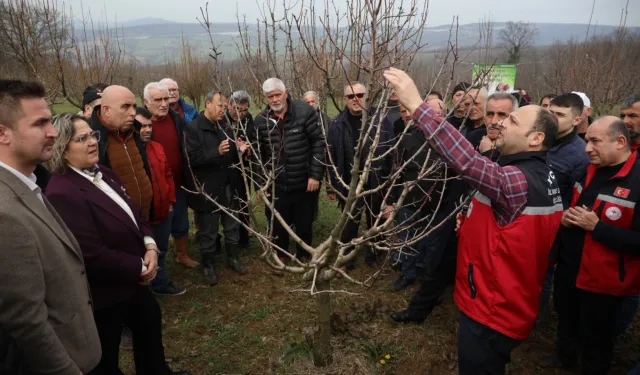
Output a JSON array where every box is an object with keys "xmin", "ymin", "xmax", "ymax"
[
  {"xmin": 87, "ymin": 286, "xmax": 171, "ymax": 375},
  {"xmin": 554, "ymin": 261, "xmax": 624, "ymax": 375},
  {"xmin": 266, "ymin": 190, "xmax": 314, "ymax": 257},
  {"xmin": 458, "ymin": 312, "xmax": 521, "ymax": 375},
  {"xmin": 339, "ymin": 193, "xmax": 383, "ymax": 267},
  {"xmin": 151, "ymin": 213, "xmax": 172, "ymax": 290},
  {"xmin": 406, "ymin": 216, "xmax": 457, "ymax": 317},
  {"xmin": 170, "ymin": 188, "xmax": 190, "ymax": 239}
]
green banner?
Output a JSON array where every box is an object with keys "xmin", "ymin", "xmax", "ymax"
[{"xmin": 472, "ymin": 63, "xmax": 517, "ymax": 93}]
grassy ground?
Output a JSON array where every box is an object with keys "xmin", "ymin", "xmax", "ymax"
[{"xmin": 116, "ymin": 193, "xmax": 639, "ymax": 375}]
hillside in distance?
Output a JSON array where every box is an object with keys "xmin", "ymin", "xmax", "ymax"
[{"xmin": 96, "ymin": 20, "xmax": 638, "ymax": 64}]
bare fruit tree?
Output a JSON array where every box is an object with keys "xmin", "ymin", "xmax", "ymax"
[
  {"xmin": 498, "ymin": 21, "xmax": 537, "ymax": 64},
  {"xmin": 185, "ymin": 0, "xmax": 494, "ymax": 368},
  {"xmin": 0, "ymin": 0, "xmax": 125, "ymax": 107}
]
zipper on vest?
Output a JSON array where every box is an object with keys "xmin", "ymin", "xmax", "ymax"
[
  {"xmin": 619, "ymin": 255, "xmax": 626, "ymax": 282},
  {"xmin": 119, "ymin": 133, "xmax": 143, "ymax": 206},
  {"xmin": 467, "ymin": 263, "xmax": 477, "ymax": 299}
]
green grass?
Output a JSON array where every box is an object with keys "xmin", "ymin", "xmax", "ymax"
[{"xmin": 109, "ymin": 195, "xmax": 640, "ymax": 375}]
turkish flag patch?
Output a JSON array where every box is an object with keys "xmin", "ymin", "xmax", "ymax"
[{"xmin": 614, "ymin": 187, "xmax": 630, "ymax": 198}]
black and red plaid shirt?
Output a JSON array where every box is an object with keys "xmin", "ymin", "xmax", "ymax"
[{"xmin": 412, "ymin": 102, "xmax": 529, "ymax": 226}]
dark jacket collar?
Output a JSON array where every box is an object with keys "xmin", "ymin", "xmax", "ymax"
[
  {"xmin": 497, "ymin": 151, "xmax": 548, "ymax": 167},
  {"xmin": 552, "ymin": 127, "xmax": 578, "ymax": 149}
]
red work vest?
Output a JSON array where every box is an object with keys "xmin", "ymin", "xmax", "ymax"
[
  {"xmin": 572, "ymin": 151, "xmax": 640, "ymax": 296},
  {"xmin": 455, "ymin": 155, "xmax": 563, "ymax": 340}
]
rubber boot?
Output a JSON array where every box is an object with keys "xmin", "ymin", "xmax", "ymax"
[
  {"xmin": 226, "ymin": 243, "xmax": 248, "ymax": 275},
  {"xmin": 201, "ymin": 253, "xmax": 218, "ymax": 285},
  {"xmin": 175, "ymin": 235, "xmax": 199, "ymax": 268}
]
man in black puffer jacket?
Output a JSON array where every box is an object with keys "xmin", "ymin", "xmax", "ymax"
[{"xmin": 250, "ymin": 78, "xmax": 325, "ymax": 261}]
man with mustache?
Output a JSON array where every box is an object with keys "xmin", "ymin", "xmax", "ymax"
[
  {"xmin": 621, "ymin": 94, "xmax": 640, "ymax": 151},
  {"xmin": 552, "ymin": 116, "xmax": 640, "ymax": 375},
  {"xmin": 144, "ymin": 82, "xmax": 199, "ymax": 270},
  {"xmin": 472, "ymin": 92, "xmax": 519, "ymax": 155},
  {"xmin": 90, "ymin": 85, "xmax": 154, "ymax": 220},
  {"xmin": 251, "ymin": 78, "xmax": 325, "ymax": 263}
]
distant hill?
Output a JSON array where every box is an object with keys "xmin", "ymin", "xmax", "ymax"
[
  {"xmin": 87, "ymin": 21, "xmax": 638, "ymax": 64},
  {"xmin": 120, "ymin": 17, "xmax": 178, "ymax": 27}
]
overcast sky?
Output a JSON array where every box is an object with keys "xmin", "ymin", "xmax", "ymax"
[{"xmin": 67, "ymin": 0, "xmax": 639, "ymax": 27}]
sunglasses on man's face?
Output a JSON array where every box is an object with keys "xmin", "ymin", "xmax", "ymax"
[{"xmin": 345, "ymin": 93, "xmax": 365, "ymax": 100}]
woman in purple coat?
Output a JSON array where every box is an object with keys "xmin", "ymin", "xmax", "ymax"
[{"xmin": 45, "ymin": 113, "xmax": 189, "ymax": 375}]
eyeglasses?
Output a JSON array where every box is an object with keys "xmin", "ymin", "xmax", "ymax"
[
  {"xmin": 168, "ymin": 88, "xmax": 179, "ymax": 93},
  {"xmin": 345, "ymin": 93, "xmax": 365, "ymax": 100},
  {"xmin": 73, "ymin": 131, "xmax": 100, "ymax": 144}
]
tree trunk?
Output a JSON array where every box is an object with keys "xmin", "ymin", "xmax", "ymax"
[{"xmin": 312, "ymin": 279, "xmax": 333, "ymax": 367}]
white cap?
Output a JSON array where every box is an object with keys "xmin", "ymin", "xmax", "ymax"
[{"xmin": 571, "ymin": 91, "xmax": 591, "ymax": 108}]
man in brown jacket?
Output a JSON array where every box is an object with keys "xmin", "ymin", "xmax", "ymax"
[
  {"xmin": 0, "ymin": 79, "xmax": 101, "ymax": 373},
  {"xmin": 89, "ymin": 85, "xmax": 154, "ymax": 219}
]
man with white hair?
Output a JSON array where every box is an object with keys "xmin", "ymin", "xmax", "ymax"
[
  {"xmin": 159, "ymin": 78, "xmax": 198, "ymax": 123},
  {"xmin": 303, "ymin": 90, "xmax": 331, "ymax": 132},
  {"xmin": 250, "ymin": 78, "xmax": 325, "ymax": 262},
  {"xmin": 143, "ymin": 82, "xmax": 199, "ymax": 270},
  {"xmin": 572, "ymin": 91, "xmax": 592, "ymax": 140}
]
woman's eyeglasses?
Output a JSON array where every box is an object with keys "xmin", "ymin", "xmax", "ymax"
[
  {"xmin": 73, "ymin": 131, "xmax": 100, "ymax": 144},
  {"xmin": 345, "ymin": 93, "xmax": 365, "ymax": 100}
]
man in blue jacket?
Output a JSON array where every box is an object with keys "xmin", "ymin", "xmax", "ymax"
[
  {"xmin": 537, "ymin": 92, "xmax": 589, "ymax": 325},
  {"xmin": 160, "ymin": 78, "xmax": 198, "ymax": 123}
]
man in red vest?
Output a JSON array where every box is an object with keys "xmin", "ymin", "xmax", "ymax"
[
  {"xmin": 553, "ymin": 116, "xmax": 640, "ymax": 375},
  {"xmin": 384, "ymin": 68, "xmax": 563, "ymax": 374}
]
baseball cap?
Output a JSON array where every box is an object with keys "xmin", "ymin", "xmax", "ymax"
[
  {"xmin": 82, "ymin": 86, "xmax": 102, "ymax": 108},
  {"xmin": 571, "ymin": 91, "xmax": 591, "ymax": 108}
]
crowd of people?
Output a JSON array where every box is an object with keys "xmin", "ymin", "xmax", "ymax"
[{"xmin": 0, "ymin": 68, "xmax": 639, "ymax": 375}]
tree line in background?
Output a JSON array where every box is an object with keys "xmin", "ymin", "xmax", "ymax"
[{"xmin": 1, "ymin": 0, "xmax": 639, "ymax": 114}]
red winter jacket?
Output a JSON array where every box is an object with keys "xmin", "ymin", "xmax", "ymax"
[{"xmin": 146, "ymin": 141, "xmax": 176, "ymax": 224}]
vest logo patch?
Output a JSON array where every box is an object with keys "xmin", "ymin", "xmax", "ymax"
[
  {"xmin": 614, "ymin": 187, "xmax": 630, "ymax": 198},
  {"xmin": 605, "ymin": 206, "xmax": 622, "ymax": 221}
]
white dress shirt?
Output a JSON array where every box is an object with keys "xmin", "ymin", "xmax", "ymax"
[
  {"xmin": 69, "ymin": 165, "xmax": 156, "ymax": 247},
  {"xmin": 0, "ymin": 161, "xmax": 44, "ymax": 204}
]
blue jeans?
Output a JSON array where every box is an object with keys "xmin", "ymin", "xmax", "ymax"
[
  {"xmin": 393, "ymin": 207, "xmax": 426, "ymax": 279},
  {"xmin": 151, "ymin": 213, "xmax": 172, "ymax": 290},
  {"xmin": 171, "ymin": 189, "xmax": 190, "ymax": 239}
]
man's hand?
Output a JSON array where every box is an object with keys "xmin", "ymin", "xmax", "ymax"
[
  {"xmin": 455, "ymin": 213, "xmax": 463, "ymax": 232},
  {"xmin": 565, "ymin": 206, "xmax": 599, "ymax": 231},
  {"xmin": 383, "ymin": 205, "xmax": 394, "ymax": 219},
  {"xmin": 383, "ymin": 67, "xmax": 423, "ymax": 114},
  {"xmin": 256, "ymin": 190, "xmax": 271, "ymax": 202},
  {"xmin": 560, "ymin": 210, "xmax": 573, "ymax": 228},
  {"xmin": 327, "ymin": 193, "xmax": 337, "ymax": 201},
  {"xmin": 218, "ymin": 139, "xmax": 230, "ymax": 155},
  {"xmin": 141, "ymin": 247, "xmax": 158, "ymax": 283},
  {"xmin": 307, "ymin": 178, "xmax": 320, "ymax": 192},
  {"xmin": 237, "ymin": 139, "xmax": 250, "ymax": 155},
  {"xmin": 479, "ymin": 136, "xmax": 496, "ymax": 153}
]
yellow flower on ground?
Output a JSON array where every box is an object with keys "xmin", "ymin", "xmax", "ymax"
[
  {"xmin": 385, "ymin": 354, "xmax": 391, "ymax": 359},
  {"xmin": 379, "ymin": 359, "xmax": 386, "ymax": 365}
]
